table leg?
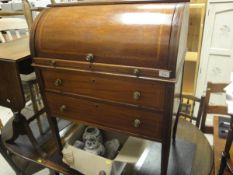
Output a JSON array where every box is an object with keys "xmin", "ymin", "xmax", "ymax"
[{"xmin": 6, "ymin": 112, "xmax": 46, "ymax": 157}]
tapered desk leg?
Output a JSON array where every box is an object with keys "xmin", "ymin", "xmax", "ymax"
[
  {"xmin": 161, "ymin": 138, "xmax": 170, "ymax": 175},
  {"xmin": 161, "ymin": 87, "xmax": 173, "ymax": 175},
  {"xmin": 162, "ymin": 116, "xmax": 172, "ymax": 175},
  {"xmin": 47, "ymin": 117, "xmax": 63, "ymax": 154},
  {"xmin": 172, "ymin": 106, "xmax": 181, "ymax": 144},
  {"xmin": 6, "ymin": 112, "xmax": 46, "ymax": 157}
]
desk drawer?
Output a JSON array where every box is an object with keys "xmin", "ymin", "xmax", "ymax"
[
  {"xmin": 46, "ymin": 92, "xmax": 163, "ymax": 140},
  {"xmin": 41, "ymin": 68, "xmax": 165, "ymax": 110}
]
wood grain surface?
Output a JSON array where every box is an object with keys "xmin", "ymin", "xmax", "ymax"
[
  {"xmin": 45, "ymin": 92, "xmax": 163, "ymax": 141},
  {"xmin": 0, "ymin": 36, "xmax": 30, "ymax": 61},
  {"xmin": 0, "ymin": 61, "xmax": 25, "ymax": 111},
  {"xmin": 32, "ymin": 3, "xmax": 185, "ymax": 75},
  {"xmin": 30, "ymin": 2, "xmax": 189, "ymax": 174},
  {"xmin": 41, "ymin": 67, "xmax": 166, "ymax": 110}
]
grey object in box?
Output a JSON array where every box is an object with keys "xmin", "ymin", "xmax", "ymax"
[
  {"xmin": 105, "ymin": 139, "xmax": 120, "ymax": 159},
  {"xmin": 83, "ymin": 127, "xmax": 103, "ymax": 143}
]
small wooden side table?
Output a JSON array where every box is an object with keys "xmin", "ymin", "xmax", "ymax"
[{"xmin": 0, "ymin": 36, "xmax": 45, "ymax": 156}]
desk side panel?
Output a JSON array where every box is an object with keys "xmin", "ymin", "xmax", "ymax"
[{"xmin": 0, "ymin": 61, "xmax": 25, "ymax": 111}]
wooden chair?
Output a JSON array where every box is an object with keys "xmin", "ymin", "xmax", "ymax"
[
  {"xmin": 218, "ymin": 114, "xmax": 233, "ymax": 175},
  {"xmin": 200, "ymin": 82, "xmax": 232, "ymax": 174},
  {"xmin": 172, "ymin": 94, "xmax": 205, "ymax": 142},
  {"xmin": 201, "ymin": 82, "xmax": 229, "ymax": 134}
]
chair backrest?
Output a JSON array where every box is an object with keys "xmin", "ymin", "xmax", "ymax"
[
  {"xmin": 178, "ymin": 94, "xmax": 205, "ymax": 128},
  {"xmin": 201, "ymin": 82, "xmax": 229, "ymax": 133},
  {"xmin": 0, "ymin": 18, "xmax": 28, "ymax": 43}
]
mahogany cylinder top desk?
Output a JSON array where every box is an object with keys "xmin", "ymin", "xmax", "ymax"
[{"xmin": 30, "ymin": 1, "xmax": 189, "ymax": 174}]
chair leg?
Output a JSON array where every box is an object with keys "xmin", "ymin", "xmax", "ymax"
[
  {"xmin": 218, "ymin": 151, "xmax": 227, "ymax": 175},
  {"xmin": 218, "ymin": 115, "xmax": 233, "ymax": 175},
  {"xmin": 172, "ymin": 106, "xmax": 181, "ymax": 144}
]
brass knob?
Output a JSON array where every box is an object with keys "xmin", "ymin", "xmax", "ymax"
[
  {"xmin": 86, "ymin": 53, "xmax": 94, "ymax": 62},
  {"xmin": 54, "ymin": 79, "xmax": 62, "ymax": 86},
  {"xmin": 133, "ymin": 119, "xmax": 141, "ymax": 128},
  {"xmin": 133, "ymin": 68, "xmax": 140, "ymax": 76},
  {"xmin": 60, "ymin": 105, "xmax": 67, "ymax": 112},
  {"xmin": 133, "ymin": 91, "xmax": 141, "ymax": 100},
  {"xmin": 49, "ymin": 60, "xmax": 56, "ymax": 66}
]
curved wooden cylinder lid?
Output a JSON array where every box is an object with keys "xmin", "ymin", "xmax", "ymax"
[{"xmin": 31, "ymin": 2, "xmax": 188, "ymax": 78}]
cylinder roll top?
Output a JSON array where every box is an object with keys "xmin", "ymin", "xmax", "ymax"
[{"xmin": 31, "ymin": 2, "xmax": 187, "ymax": 78}]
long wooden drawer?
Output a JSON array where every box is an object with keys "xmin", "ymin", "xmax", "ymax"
[
  {"xmin": 41, "ymin": 68, "xmax": 166, "ymax": 110},
  {"xmin": 46, "ymin": 92, "xmax": 163, "ymax": 141}
]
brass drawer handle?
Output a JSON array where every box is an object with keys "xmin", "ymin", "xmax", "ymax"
[
  {"xmin": 86, "ymin": 53, "xmax": 94, "ymax": 62},
  {"xmin": 54, "ymin": 79, "xmax": 62, "ymax": 86},
  {"xmin": 60, "ymin": 105, "xmax": 67, "ymax": 112},
  {"xmin": 133, "ymin": 91, "xmax": 141, "ymax": 100},
  {"xmin": 133, "ymin": 68, "xmax": 140, "ymax": 77},
  {"xmin": 133, "ymin": 119, "xmax": 141, "ymax": 128},
  {"xmin": 49, "ymin": 60, "xmax": 56, "ymax": 66}
]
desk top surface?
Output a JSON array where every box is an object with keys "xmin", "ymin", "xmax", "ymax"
[
  {"xmin": 0, "ymin": 36, "xmax": 30, "ymax": 62},
  {"xmin": 2, "ymin": 118, "xmax": 213, "ymax": 175}
]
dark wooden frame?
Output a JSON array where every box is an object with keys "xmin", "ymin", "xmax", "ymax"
[
  {"xmin": 218, "ymin": 115, "xmax": 233, "ymax": 175},
  {"xmin": 201, "ymin": 82, "xmax": 229, "ymax": 134},
  {"xmin": 172, "ymin": 94, "xmax": 205, "ymax": 142}
]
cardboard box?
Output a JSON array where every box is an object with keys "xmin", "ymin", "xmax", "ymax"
[{"xmin": 62, "ymin": 125, "xmax": 149, "ymax": 175}]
